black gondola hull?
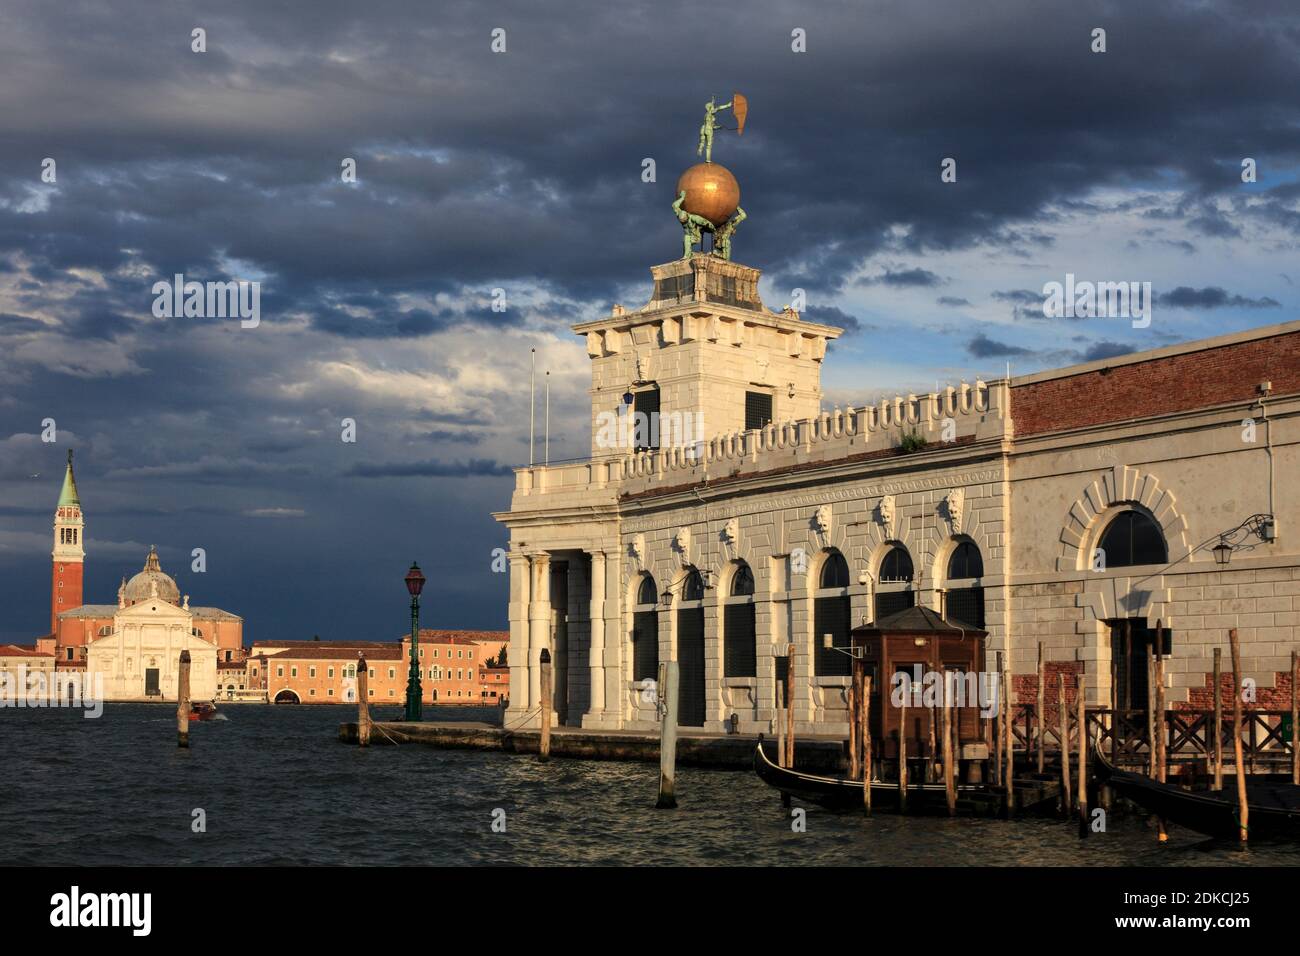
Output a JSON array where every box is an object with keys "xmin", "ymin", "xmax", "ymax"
[
  {"xmin": 1094, "ymin": 742, "xmax": 1300, "ymax": 841},
  {"xmin": 753, "ymin": 741, "xmax": 992, "ymax": 813}
]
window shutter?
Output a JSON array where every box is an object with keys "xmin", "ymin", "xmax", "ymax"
[{"xmin": 745, "ymin": 391, "xmax": 773, "ymax": 431}]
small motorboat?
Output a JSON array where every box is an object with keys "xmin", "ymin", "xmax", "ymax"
[
  {"xmin": 189, "ymin": 701, "xmax": 218, "ymax": 721},
  {"xmin": 1093, "ymin": 738, "xmax": 1300, "ymax": 841},
  {"xmin": 753, "ymin": 739, "xmax": 995, "ymax": 813}
]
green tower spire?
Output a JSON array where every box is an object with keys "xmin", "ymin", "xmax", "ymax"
[{"xmin": 58, "ymin": 449, "xmax": 80, "ymax": 508}]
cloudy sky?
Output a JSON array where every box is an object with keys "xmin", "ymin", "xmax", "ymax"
[{"xmin": 1, "ymin": 0, "xmax": 1298, "ymax": 643}]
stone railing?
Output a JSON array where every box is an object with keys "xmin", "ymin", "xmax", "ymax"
[{"xmin": 512, "ymin": 379, "xmax": 1008, "ymax": 506}]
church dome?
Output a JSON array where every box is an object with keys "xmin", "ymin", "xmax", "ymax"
[{"xmin": 123, "ymin": 546, "xmax": 181, "ymax": 605}]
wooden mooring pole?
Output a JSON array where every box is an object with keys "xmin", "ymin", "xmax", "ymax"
[
  {"xmin": 539, "ymin": 648, "xmax": 552, "ymax": 761},
  {"xmin": 1213, "ymin": 647, "xmax": 1223, "ymax": 791},
  {"xmin": 942, "ymin": 673, "xmax": 956, "ymax": 816},
  {"xmin": 785, "ymin": 642, "xmax": 796, "ymax": 768},
  {"xmin": 1003, "ymin": 659, "xmax": 1014, "ymax": 816},
  {"xmin": 862, "ymin": 675, "xmax": 873, "ymax": 814},
  {"xmin": 1227, "ymin": 628, "xmax": 1248, "ymax": 843},
  {"xmin": 1155, "ymin": 621, "xmax": 1168, "ymax": 843},
  {"xmin": 993, "ymin": 651, "xmax": 1004, "ymax": 788},
  {"xmin": 656, "ymin": 660, "xmax": 679, "ymax": 809},
  {"xmin": 898, "ymin": 696, "xmax": 909, "ymax": 815},
  {"xmin": 1146, "ymin": 646, "xmax": 1157, "ymax": 778},
  {"xmin": 357, "ymin": 655, "xmax": 371, "ymax": 746},
  {"xmin": 1077, "ymin": 671, "xmax": 1088, "ymax": 837},
  {"xmin": 848, "ymin": 659, "xmax": 860, "ymax": 781},
  {"xmin": 176, "ymin": 650, "xmax": 191, "ymax": 749},
  {"xmin": 1291, "ymin": 650, "xmax": 1298, "ymax": 786},
  {"xmin": 1059, "ymin": 673, "xmax": 1071, "ymax": 815},
  {"xmin": 1036, "ymin": 643, "xmax": 1045, "ymax": 775},
  {"xmin": 1155, "ymin": 622, "xmax": 1167, "ymax": 783}
]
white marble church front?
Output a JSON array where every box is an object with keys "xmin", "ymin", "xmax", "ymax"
[
  {"xmin": 86, "ymin": 595, "xmax": 219, "ymax": 702},
  {"xmin": 495, "ymin": 253, "xmax": 1300, "ymax": 735}
]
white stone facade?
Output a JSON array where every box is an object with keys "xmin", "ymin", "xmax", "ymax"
[
  {"xmin": 86, "ymin": 599, "xmax": 218, "ymax": 702},
  {"xmin": 495, "ymin": 255, "xmax": 1300, "ymax": 733}
]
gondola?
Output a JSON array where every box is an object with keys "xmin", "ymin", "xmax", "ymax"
[
  {"xmin": 753, "ymin": 739, "xmax": 991, "ymax": 813},
  {"xmin": 1093, "ymin": 737, "xmax": 1300, "ymax": 841}
]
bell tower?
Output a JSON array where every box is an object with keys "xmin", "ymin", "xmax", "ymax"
[{"xmin": 51, "ymin": 449, "xmax": 85, "ymax": 634}]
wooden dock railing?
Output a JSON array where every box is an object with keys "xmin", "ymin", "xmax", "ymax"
[{"xmin": 1005, "ymin": 704, "xmax": 1296, "ymax": 774}]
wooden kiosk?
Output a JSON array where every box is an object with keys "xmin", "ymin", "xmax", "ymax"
[{"xmin": 850, "ymin": 605, "xmax": 989, "ymax": 772}]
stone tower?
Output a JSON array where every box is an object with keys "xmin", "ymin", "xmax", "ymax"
[
  {"xmin": 51, "ymin": 449, "xmax": 84, "ymax": 633},
  {"xmin": 575, "ymin": 255, "xmax": 842, "ymax": 460}
]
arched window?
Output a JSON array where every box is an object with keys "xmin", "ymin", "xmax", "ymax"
[
  {"xmin": 815, "ymin": 550, "xmax": 851, "ymax": 676},
  {"xmin": 820, "ymin": 551, "xmax": 850, "ymax": 589},
  {"xmin": 632, "ymin": 574, "xmax": 659, "ymax": 682},
  {"xmin": 725, "ymin": 562, "xmax": 757, "ymax": 678},
  {"xmin": 731, "ymin": 563, "xmax": 755, "ymax": 597},
  {"xmin": 875, "ymin": 544, "xmax": 916, "ymax": 621},
  {"xmin": 1098, "ymin": 510, "xmax": 1168, "ymax": 567},
  {"xmin": 682, "ymin": 569, "xmax": 705, "ymax": 602},
  {"xmin": 945, "ymin": 540, "xmax": 985, "ymax": 628},
  {"xmin": 879, "ymin": 546, "xmax": 914, "ymax": 583},
  {"xmin": 947, "ymin": 541, "xmax": 984, "ymax": 579},
  {"xmin": 637, "ymin": 574, "xmax": 658, "ymax": 606}
]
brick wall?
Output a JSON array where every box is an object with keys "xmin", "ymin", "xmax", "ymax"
[
  {"xmin": 1183, "ymin": 667, "xmax": 1296, "ymax": 711},
  {"xmin": 1012, "ymin": 660, "xmax": 1084, "ymax": 715},
  {"xmin": 1011, "ymin": 330, "xmax": 1300, "ymax": 436}
]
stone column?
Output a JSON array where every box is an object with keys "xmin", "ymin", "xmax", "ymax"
[
  {"xmin": 704, "ymin": 582, "xmax": 723, "ymax": 729},
  {"xmin": 505, "ymin": 552, "xmax": 531, "ymax": 724},
  {"xmin": 603, "ymin": 549, "xmax": 624, "ymax": 728},
  {"xmin": 788, "ymin": 568, "xmax": 811, "ymax": 735},
  {"xmin": 528, "ymin": 553, "xmax": 552, "ymax": 726},
  {"xmin": 588, "ymin": 550, "xmax": 607, "ymax": 717}
]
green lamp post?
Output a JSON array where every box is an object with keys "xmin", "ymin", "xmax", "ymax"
[{"xmin": 404, "ymin": 562, "xmax": 426, "ymax": 721}]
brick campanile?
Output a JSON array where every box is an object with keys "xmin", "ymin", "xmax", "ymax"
[{"xmin": 51, "ymin": 449, "xmax": 84, "ymax": 634}]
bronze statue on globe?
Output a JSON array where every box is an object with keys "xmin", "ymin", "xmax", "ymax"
[{"xmin": 675, "ymin": 93, "xmax": 749, "ymax": 260}]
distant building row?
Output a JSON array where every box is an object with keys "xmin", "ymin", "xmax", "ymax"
[{"xmin": 4, "ymin": 454, "xmax": 508, "ymax": 705}]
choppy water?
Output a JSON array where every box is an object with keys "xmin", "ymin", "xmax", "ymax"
[{"xmin": 3, "ymin": 704, "xmax": 1298, "ymax": 866}]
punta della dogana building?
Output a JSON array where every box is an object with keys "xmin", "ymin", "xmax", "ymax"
[{"xmin": 494, "ymin": 251, "xmax": 1300, "ymax": 736}]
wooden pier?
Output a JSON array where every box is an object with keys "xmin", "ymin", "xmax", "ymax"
[
  {"xmin": 338, "ymin": 720, "xmax": 853, "ymax": 771},
  {"xmin": 338, "ymin": 719, "xmax": 1062, "ymax": 810}
]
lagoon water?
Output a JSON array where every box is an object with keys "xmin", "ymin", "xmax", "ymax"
[{"xmin": 3, "ymin": 704, "xmax": 1298, "ymax": 866}]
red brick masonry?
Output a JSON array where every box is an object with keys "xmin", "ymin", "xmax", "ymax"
[{"xmin": 1011, "ymin": 330, "xmax": 1300, "ymax": 436}]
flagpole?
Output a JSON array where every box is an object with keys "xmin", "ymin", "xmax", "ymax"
[{"xmin": 529, "ymin": 348, "xmax": 536, "ymax": 466}]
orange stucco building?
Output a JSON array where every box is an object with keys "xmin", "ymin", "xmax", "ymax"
[{"xmin": 253, "ymin": 631, "xmax": 509, "ymax": 704}]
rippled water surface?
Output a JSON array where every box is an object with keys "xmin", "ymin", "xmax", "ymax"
[{"xmin": 3, "ymin": 704, "xmax": 1298, "ymax": 866}]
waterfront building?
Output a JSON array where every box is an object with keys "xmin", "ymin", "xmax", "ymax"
[
  {"xmin": 0, "ymin": 644, "xmax": 56, "ymax": 694},
  {"xmin": 479, "ymin": 664, "xmax": 510, "ymax": 704},
  {"xmin": 257, "ymin": 631, "xmax": 509, "ymax": 704},
  {"xmin": 494, "ymin": 251, "xmax": 1300, "ymax": 735}
]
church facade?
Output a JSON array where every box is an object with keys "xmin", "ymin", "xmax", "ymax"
[
  {"xmin": 495, "ymin": 254, "xmax": 1300, "ymax": 735},
  {"xmin": 36, "ymin": 454, "xmax": 243, "ymax": 702}
]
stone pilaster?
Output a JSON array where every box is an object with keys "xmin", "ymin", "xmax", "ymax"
[
  {"xmin": 527, "ymin": 553, "xmax": 552, "ymax": 726},
  {"xmin": 505, "ymin": 552, "xmax": 531, "ymax": 726},
  {"xmin": 587, "ymin": 551, "xmax": 606, "ymax": 718}
]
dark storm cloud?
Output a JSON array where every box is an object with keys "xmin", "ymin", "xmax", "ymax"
[
  {"xmin": 991, "ymin": 288, "xmax": 1045, "ymax": 321},
  {"xmin": 857, "ymin": 268, "xmax": 944, "ymax": 288},
  {"xmin": 1080, "ymin": 341, "xmax": 1136, "ymax": 362},
  {"xmin": 992, "ymin": 290, "xmax": 1042, "ymax": 305},
  {"xmin": 2, "ymin": 0, "xmax": 1298, "ymax": 641},
  {"xmin": 348, "ymin": 459, "xmax": 514, "ymax": 478},
  {"xmin": 803, "ymin": 305, "xmax": 868, "ymax": 336},
  {"xmin": 966, "ymin": 333, "xmax": 1034, "ymax": 359},
  {"xmin": 1155, "ymin": 287, "xmax": 1281, "ymax": 309}
]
